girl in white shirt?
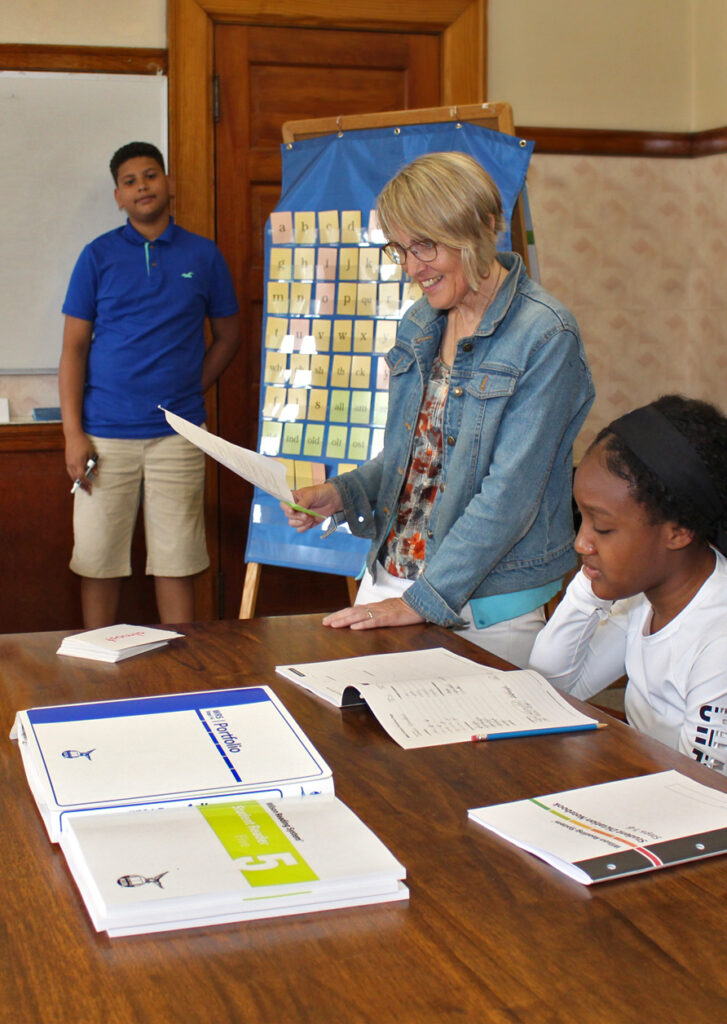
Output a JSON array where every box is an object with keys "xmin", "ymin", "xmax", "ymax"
[{"xmin": 530, "ymin": 394, "xmax": 727, "ymax": 773}]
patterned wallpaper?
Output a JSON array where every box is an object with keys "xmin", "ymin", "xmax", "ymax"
[
  {"xmin": 3, "ymin": 151, "xmax": 727, "ymax": 448},
  {"xmin": 526, "ymin": 151, "xmax": 727, "ymax": 458}
]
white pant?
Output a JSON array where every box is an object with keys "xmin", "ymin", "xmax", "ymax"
[{"xmin": 355, "ymin": 569, "xmax": 545, "ymax": 669}]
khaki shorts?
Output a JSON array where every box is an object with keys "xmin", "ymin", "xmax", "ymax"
[{"xmin": 70, "ymin": 432, "xmax": 209, "ymax": 579}]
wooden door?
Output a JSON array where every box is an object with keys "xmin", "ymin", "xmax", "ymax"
[{"xmin": 213, "ymin": 24, "xmax": 440, "ymax": 617}]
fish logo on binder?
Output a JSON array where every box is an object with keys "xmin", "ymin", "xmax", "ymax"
[
  {"xmin": 61, "ymin": 748, "xmax": 95, "ymax": 760},
  {"xmin": 117, "ymin": 872, "xmax": 168, "ymax": 889}
]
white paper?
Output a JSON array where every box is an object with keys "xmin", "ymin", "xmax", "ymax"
[
  {"xmin": 277, "ymin": 648, "xmax": 598, "ymax": 748},
  {"xmin": 469, "ymin": 770, "xmax": 727, "ymax": 884},
  {"xmin": 161, "ymin": 407, "xmax": 293, "ymax": 503}
]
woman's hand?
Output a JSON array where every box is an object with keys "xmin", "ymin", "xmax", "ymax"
[
  {"xmin": 281, "ymin": 482, "xmax": 342, "ymax": 533},
  {"xmin": 323, "ymin": 598, "xmax": 425, "ymax": 631}
]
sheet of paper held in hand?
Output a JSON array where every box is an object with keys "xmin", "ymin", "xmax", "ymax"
[
  {"xmin": 276, "ymin": 648, "xmax": 600, "ymax": 749},
  {"xmin": 160, "ymin": 407, "xmax": 321, "ymax": 516}
]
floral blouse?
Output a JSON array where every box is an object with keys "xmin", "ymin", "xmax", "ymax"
[{"xmin": 382, "ymin": 357, "xmax": 450, "ymax": 580}]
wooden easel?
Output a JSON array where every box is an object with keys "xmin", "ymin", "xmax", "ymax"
[{"xmin": 240, "ymin": 101, "xmax": 529, "ymax": 619}]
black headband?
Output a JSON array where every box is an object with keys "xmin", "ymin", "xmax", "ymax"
[{"xmin": 607, "ymin": 405, "xmax": 727, "ymax": 553}]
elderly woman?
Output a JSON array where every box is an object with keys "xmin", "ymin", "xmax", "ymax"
[{"xmin": 283, "ymin": 151, "xmax": 594, "ymax": 667}]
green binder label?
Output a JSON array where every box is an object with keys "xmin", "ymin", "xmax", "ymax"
[{"xmin": 199, "ymin": 801, "xmax": 318, "ymax": 886}]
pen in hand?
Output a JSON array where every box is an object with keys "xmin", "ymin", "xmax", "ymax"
[{"xmin": 71, "ymin": 454, "xmax": 99, "ymax": 495}]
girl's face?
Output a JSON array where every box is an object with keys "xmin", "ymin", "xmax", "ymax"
[{"xmin": 573, "ymin": 447, "xmax": 680, "ymax": 603}]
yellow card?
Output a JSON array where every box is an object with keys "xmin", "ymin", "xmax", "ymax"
[
  {"xmin": 373, "ymin": 391, "xmax": 389, "ymax": 426},
  {"xmin": 329, "ymin": 390, "xmax": 351, "ymax": 423},
  {"xmin": 307, "ymin": 389, "xmax": 329, "ymax": 421},
  {"xmin": 356, "ymin": 283, "xmax": 377, "ymax": 317},
  {"xmin": 260, "ymin": 420, "xmax": 282, "ymax": 455},
  {"xmin": 325, "ymin": 426, "xmax": 349, "ymax": 460},
  {"xmin": 294, "ymin": 212, "xmax": 317, "ymax": 245},
  {"xmin": 348, "ymin": 427, "xmax": 371, "ymax": 462},
  {"xmin": 267, "ymin": 281, "xmax": 289, "ymax": 315},
  {"xmin": 263, "ymin": 351, "xmax": 287, "ymax": 385},
  {"xmin": 270, "ymin": 211, "xmax": 293, "ymax": 244},
  {"xmin": 287, "ymin": 387, "xmax": 308, "ymax": 419},
  {"xmin": 262, "ymin": 386, "xmax": 286, "ymax": 419},
  {"xmin": 338, "ymin": 249, "xmax": 359, "ymax": 281},
  {"xmin": 377, "ymin": 283, "xmax": 401, "ymax": 317},
  {"xmin": 316, "ymin": 247, "xmax": 338, "ymax": 280},
  {"xmin": 318, "ymin": 210, "xmax": 340, "ymax": 244},
  {"xmin": 314, "ymin": 282, "xmax": 335, "ymax": 317},
  {"xmin": 374, "ymin": 319, "xmax": 396, "ymax": 353},
  {"xmin": 380, "ymin": 249, "xmax": 402, "ymax": 281},
  {"xmin": 290, "ymin": 282, "xmax": 311, "ymax": 316},
  {"xmin": 310, "ymin": 355, "xmax": 330, "ymax": 388},
  {"xmin": 403, "ymin": 280, "xmax": 423, "ymax": 306},
  {"xmin": 353, "ymin": 319, "xmax": 374, "ymax": 352},
  {"xmin": 288, "ymin": 357, "xmax": 311, "ymax": 389},
  {"xmin": 269, "ymin": 247, "xmax": 292, "ymax": 280},
  {"xmin": 331, "ymin": 356, "xmax": 352, "ymax": 389},
  {"xmin": 350, "ymin": 390, "xmax": 372, "ymax": 424},
  {"xmin": 293, "ymin": 460, "xmax": 315, "ymax": 489},
  {"xmin": 351, "ymin": 355, "xmax": 371, "ymax": 390},
  {"xmin": 282, "ymin": 421, "xmax": 304, "ymax": 456},
  {"xmin": 293, "ymin": 248, "xmax": 315, "ymax": 281},
  {"xmin": 341, "ymin": 211, "xmax": 362, "ymax": 244},
  {"xmin": 358, "ymin": 248, "xmax": 380, "ymax": 282},
  {"xmin": 265, "ymin": 316, "xmax": 290, "ymax": 350},
  {"xmin": 302, "ymin": 425, "xmax": 325, "ymax": 458},
  {"xmin": 312, "ymin": 319, "xmax": 331, "ymax": 352},
  {"xmin": 332, "ymin": 319, "xmax": 352, "ymax": 352},
  {"xmin": 336, "ymin": 283, "xmax": 357, "ymax": 316},
  {"xmin": 336, "ymin": 462, "xmax": 358, "ymax": 475}
]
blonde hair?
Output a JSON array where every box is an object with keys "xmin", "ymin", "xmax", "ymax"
[{"xmin": 376, "ymin": 151, "xmax": 505, "ymax": 290}]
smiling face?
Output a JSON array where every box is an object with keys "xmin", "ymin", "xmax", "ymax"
[
  {"xmin": 573, "ymin": 445, "xmax": 684, "ymax": 603},
  {"xmin": 389, "ymin": 227, "xmax": 470, "ymax": 310},
  {"xmin": 114, "ymin": 156, "xmax": 170, "ymax": 232}
]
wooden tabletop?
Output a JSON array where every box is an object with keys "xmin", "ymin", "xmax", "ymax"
[{"xmin": 3, "ymin": 616, "xmax": 727, "ymax": 1024}]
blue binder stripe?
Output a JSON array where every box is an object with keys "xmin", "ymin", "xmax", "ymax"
[
  {"xmin": 197, "ymin": 713, "xmax": 243, "ymax": 782},
  {"xmin": 26, "ymin": 687, "xmax": 270, "ymax": 724}
]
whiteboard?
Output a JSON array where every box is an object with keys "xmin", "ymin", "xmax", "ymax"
[{"xmin": 0, "ymin": 72, "xmax": 167, "ymax": 373}]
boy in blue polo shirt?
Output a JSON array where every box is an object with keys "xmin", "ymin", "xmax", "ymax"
[{"xmin": 59, "ymin": 142, "xmax": 240, "ymax": 628}]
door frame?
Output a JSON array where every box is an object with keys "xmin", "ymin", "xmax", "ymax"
[
  {"xmin": 168, "ymin": 0, "xmax": 487, "ymax": 240},
  {"xmin": 167, "ymin": 0, "xmax": 487, "ymax": 618}
]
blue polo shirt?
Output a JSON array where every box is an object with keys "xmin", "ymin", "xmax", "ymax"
[{"xmin": 62, "ymin": 218, "xmax": 239, "ymax": 438}]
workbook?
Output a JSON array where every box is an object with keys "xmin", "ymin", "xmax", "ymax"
[
  {"xmin": 468, "ymin": 770, "xmax": 727, "ymax": 884},
  {"xmin": 276, "ymin": 647, "xmax": 600, "ymax": 749},
  {"xmin": 56, "ymin": 624, "xmax": 183, "ymax": 662},
  {"xmin": 11, "ymin": 686, "xmax": 407, "ymax": 935}
]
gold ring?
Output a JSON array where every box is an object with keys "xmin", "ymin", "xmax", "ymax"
[{"xmin": 366, "ymin": 609, "xmax": 375, "ymax": 621}]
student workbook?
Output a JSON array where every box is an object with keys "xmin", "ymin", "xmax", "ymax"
[
  {"xmin": 11, "ymin": 687, "xmax": 407, "ymax": 936},
  {"xmin": 276, "ymin": 648, "xmax": 600, "ymax": 750},
  {"xmin": 468, "ymin": 770, "xmax": 727, "ymax": 884},
  {"xmin": 61, "ymin": 794, "xmax": 407, "ymax": 937},
  {"xmin": 10, "ymin": 686, "xmax": 333, "ymax": 842}
]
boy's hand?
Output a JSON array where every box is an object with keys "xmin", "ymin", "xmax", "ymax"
[{"xmin": 65, "ymin": 433, "xmax": 96, "ymax": 493}]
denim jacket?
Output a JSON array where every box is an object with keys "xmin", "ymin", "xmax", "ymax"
[{"xmin": 332, "ymin": 252, "xmax": 595, "ymax": 628}]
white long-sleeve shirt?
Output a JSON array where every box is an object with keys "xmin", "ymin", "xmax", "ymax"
[{"xmin": 529, "ymin": 551, "xmax": 727, "ymax": 773}]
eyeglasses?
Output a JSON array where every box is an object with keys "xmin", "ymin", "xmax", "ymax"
[{"xmin": 381, "ymin": 239, "xmax": 438, "ymax": 266}]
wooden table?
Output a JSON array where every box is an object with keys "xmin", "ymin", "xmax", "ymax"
[{"xmin": 3, "ymin": 617, "xmax": 727, "ymax": 1024}]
